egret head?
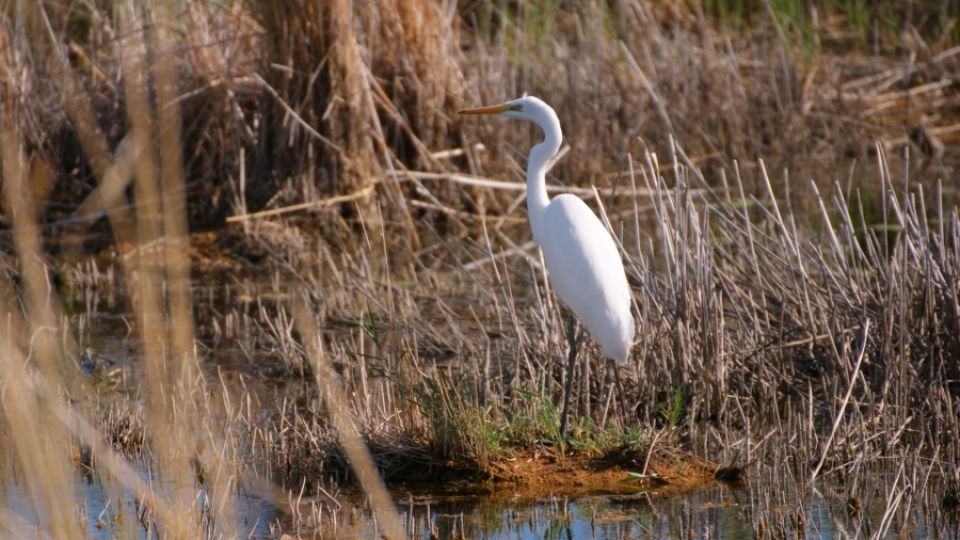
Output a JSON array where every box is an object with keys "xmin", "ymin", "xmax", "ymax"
[
  {"xmin": 459, "ymin": 95, "xmax": 556, "ymax": 125},
  {"xmin": 459, "ymin": 96, "xmax": 562, "ymax": 151}
]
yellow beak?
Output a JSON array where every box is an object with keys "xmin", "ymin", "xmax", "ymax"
[{"xmin": 458, "ymin": 103, "xmax": 512, "ymax": 115}]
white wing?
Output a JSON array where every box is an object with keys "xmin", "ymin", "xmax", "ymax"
[{"xmin": 538, "ymin": 194, "xmax": 635, "ymax": 362}]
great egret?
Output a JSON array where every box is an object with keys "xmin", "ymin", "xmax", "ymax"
[{"xmin": 460, "ymin": 96, "xmax": 635, "ymax": 436}]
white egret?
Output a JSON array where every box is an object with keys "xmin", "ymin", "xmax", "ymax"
[{"xmin": 460, "ymin": 96, "xmax": 635, "ymax": 436}]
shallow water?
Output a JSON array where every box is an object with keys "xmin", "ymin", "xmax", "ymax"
[
  {"xmin": 1, "ymin": 472, "xmax": 282, "ymax": 539},
  {"xmin": 382, "ymin": 487, "xmax": 755, "ymax": 539},
  {"xmin": 315, "ymin": 483, "xmax": 955, "ymax": 540},
  {"xmin": 5, "ymin": 475, "xmax": 955, "ymax": 539}
]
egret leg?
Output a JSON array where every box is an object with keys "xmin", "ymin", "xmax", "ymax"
[
  {"xmin": 559, "ymin": 318, "xmax": 578, "ymax": 439},
  {"xmin": 611, "ymin": 359, "xmax": 629, "ymax": 429}
]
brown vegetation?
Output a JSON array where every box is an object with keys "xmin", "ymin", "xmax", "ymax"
[
  {"xmin": 0, "ymin": 1, "xmax": 959, "ymax": 538},
  {"xmin": 1, "ymin": 1, "xmax": 958, "ymax": 245}
]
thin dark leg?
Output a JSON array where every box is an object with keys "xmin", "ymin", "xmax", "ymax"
[
  {"xmin": 611, "ymin": 360, "xmax": 629, "ymax": 429},
  {"xmin": 559, "ymin": 318, "xmax": 578, "ymax": 439}
]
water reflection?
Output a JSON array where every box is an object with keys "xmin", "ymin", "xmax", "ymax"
[
  {"xmin": 388, "ymin": 487, "xmax": 749, "ymax": 540},
  {"xmin": 1, "ymin": 472, "xmax": 284, "ymax": 539},
  {"xmin": 307, "ymin": 481, "xmax": 959, "ymax": 540},
  {"xmin": 3, "ymin": 463, "xmax": 959, "ymax": 538}
]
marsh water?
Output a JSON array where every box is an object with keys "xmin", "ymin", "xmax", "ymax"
[
  {"xmin": 4, "ymin": 272, "xmax": 957, "ymax": 539},
  {"xmin": 4, "ymin": 471, "xmax": 957, "ymax": 538}
]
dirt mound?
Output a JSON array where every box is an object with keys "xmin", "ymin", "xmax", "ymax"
[{"xmin": 484, "ymin": 447, "xmax": 719, "ymax": 498}]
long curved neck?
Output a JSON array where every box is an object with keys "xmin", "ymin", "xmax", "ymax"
[{"xmin": 526, "ymin": 113, "xmax": 562, "ymax": 245}]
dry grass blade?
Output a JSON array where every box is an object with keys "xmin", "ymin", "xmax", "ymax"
[
  {"xmin": 809, "ymin": 320, "xmax": 870, "ymax": 484},
  {"xmin": 291, "ymin": 296, "xmax": 406, "ymax": 540},
  {"xmin": 226, "ymin": 185, "xmax": 375, "ymax": 223},
  {"xmin": 0, "ymin": 89, "xmax": 83, "ymax": 540}
]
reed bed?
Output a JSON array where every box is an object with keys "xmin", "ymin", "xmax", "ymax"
[
  {"xmin": 0, "ymin": 1, "xmax": 959, "ymax": 539},
  {"xmin": 1, "ymin": 1, "xmax": 958, "ymax": 239}
]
